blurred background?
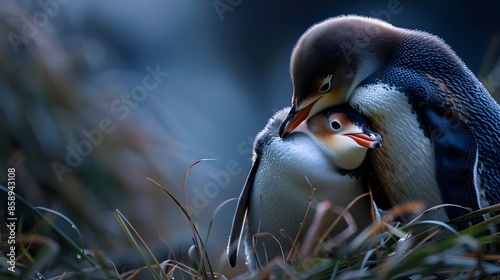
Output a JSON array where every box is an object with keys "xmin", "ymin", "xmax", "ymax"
[{"xmin": 0, "ymin": 0, "xmax": 499, "ymax": 278}]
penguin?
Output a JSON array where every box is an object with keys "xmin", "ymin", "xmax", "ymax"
[
  {"xmin": 227, "ymin": 105, "xmax": 382, "ymax": 271},
  {"xmin": 279, "ymin": 15, "xmax": 500, "ymax": 230}
]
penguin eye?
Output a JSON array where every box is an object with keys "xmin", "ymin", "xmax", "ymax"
[
  {"xmin": 319, "ymin": 75, "xmax": 332, "ymax": 93},
  {"xmin": 331, "ymin": 121, "xmax": 342, "ymax": 131},
  {"xmin": 320, "ymin": 82, "xmax": 330, "ymax": 92}
]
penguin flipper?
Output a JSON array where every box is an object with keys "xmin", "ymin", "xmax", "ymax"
[
  {"xmin": 227, "ymin": 156, "xmax": 260, "ymax": 267},
  {"xmin": 423, "ymin": 107, "xmax": 482, "ymax": 229}
]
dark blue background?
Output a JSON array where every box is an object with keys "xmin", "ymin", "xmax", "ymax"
[{"xmin": 1, "ymin": 0, "xmax": 499, "ymax": 277}]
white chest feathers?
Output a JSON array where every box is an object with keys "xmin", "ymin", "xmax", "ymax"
[
  {"xmin": 245, "ymin": 133, "xmax": 372, "ymax": 268},
  {"xmin": 251, "ymin": 133, "xmax": 364, "ymax": 209},
  {"xmin": 349, "ymin": 83, "xmax": 447, "ymax": 221}
]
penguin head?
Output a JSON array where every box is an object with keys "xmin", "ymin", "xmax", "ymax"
[
  {"xmin": 280, "ymin": 15, "xmax": 399, "ymax": 138},
  {"xmin": 295, "ymin": 104, "xmax": 382, "ymax": 170}
]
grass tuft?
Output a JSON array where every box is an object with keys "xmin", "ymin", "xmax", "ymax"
[
  {"xmin": 115, "ymin": 166, "xmax": 500, "ymax": 280},
  {"xmin": 5, "ymin": 165, "xmax": 499, "ymax": 280},
  {"xmin": 0, "ymin": 184, "xmax": 117, "ymax": 279},
  {"xmin": 277, "ymin": 201, "xmax": 500, "ymax": 280}
]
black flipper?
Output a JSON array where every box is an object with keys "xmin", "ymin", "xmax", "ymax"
[
  {"xmin": 423, "ymin": 107, "xmax": 483, "ymax": 229},
  {"xmin": 227, "ymin": 156, "xmax": 260, "ymax": 267}
]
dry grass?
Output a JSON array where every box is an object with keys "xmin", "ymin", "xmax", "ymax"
[{"xmin": 2, "ymin": 160, "xmax": 500, "ymax": 279}]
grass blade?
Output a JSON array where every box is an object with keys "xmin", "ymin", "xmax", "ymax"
[{"xmin": 114, "ymin": 209, "xmax": 169, "ymax": 280}]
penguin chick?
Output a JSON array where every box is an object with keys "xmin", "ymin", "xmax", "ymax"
[{"xmin": 228, "ymin": 104, "xmax": 382, "ymax": 271}]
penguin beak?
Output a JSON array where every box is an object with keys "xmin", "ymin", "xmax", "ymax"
[
  {"xmin": 280, "ymin": 98, "xmax": 321, "ymax": 138},
  {"xmin": 345, "ymin": 131, "xmax": 382, "ymax": 149}
]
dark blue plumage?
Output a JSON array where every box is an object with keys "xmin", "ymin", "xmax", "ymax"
[
  {"xmin": 359, "ymin": 32, "xmax": 500, "ymax": 215},
  {"xmin": 396, "ymin": 34, "xmax": 500, "ymax": 207},
  {"xmin": 280, "ymin": 15, "xmax": 500, "ymax": 231}
]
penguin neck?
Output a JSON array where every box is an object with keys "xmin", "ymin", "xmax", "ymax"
[
  {"xmin": 322, "ymin": 147, "xmax": 368, "ymax": 180},
  {"xmin": 309, "ymin": 135, "xmax": 367, "ymax": 170},
  {"xmin": 326, "ymin": 145, "xmax": 367, "ymax": 171}
]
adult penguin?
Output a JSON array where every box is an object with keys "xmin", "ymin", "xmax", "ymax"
[{"xmin": 279, "ymin": 15, "xmax": 500, "ymax": 229}]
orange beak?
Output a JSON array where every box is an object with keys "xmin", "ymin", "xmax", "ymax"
[
  {"xmin": 345, "ymin": 132, "xmax": 382, "ymax": 149},
  {"xmin": 279, "ymin": 99, "xmax": 319, "ymax": 138}
]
